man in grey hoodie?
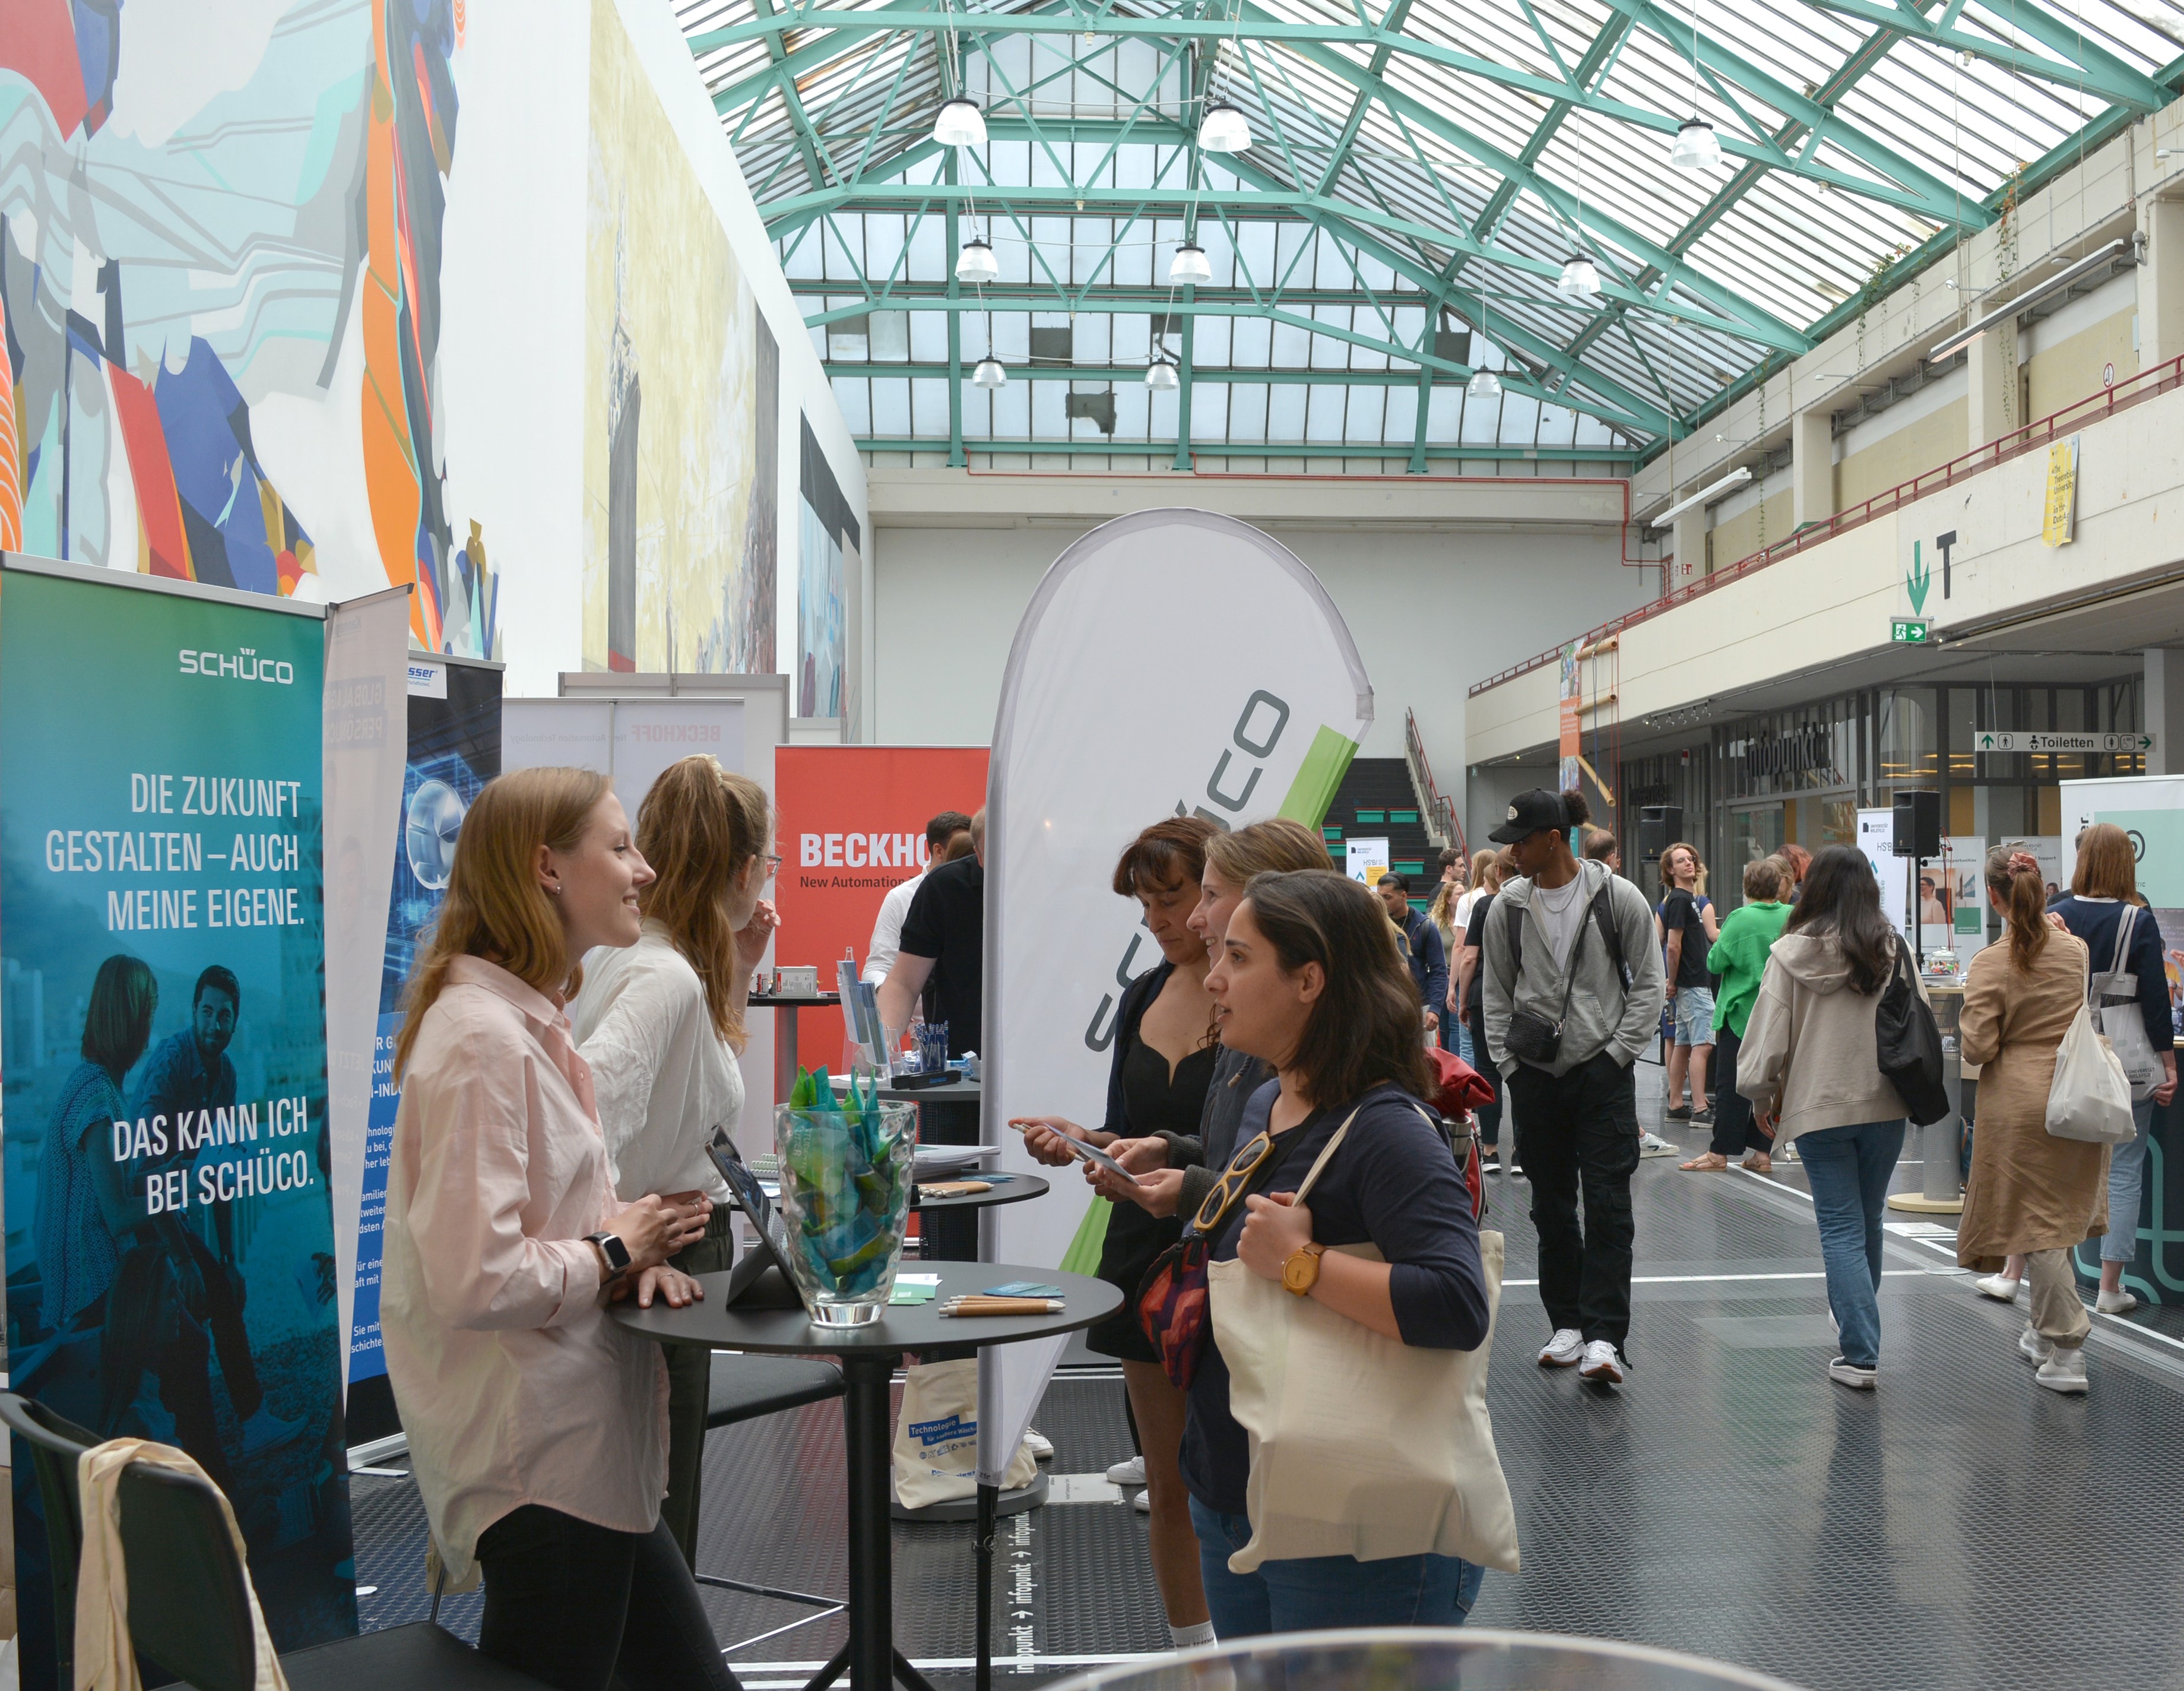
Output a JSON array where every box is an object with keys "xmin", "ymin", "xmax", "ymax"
[{"xmin": 1481, "ymin": 789, "xmax": 1665, "ymax": 1385}]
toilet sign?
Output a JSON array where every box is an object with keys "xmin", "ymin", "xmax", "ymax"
[{"xmin": 1974, "ymin": 730, "xmax": 2153, "ymax": 755}]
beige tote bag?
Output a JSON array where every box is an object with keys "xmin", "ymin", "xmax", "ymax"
[{"xmin": 1207, "ymin": 1114, "xmax": 1520, "ymax": 1575}]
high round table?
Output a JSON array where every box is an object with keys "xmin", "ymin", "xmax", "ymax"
[{"xmin": 613, "ymin": 1261, "xmax": 1120, "ymax": 1691}]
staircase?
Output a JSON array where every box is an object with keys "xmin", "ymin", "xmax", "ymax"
[{"xmin": 1321, "ymin": 759, "xmax": 1442, "ymax": 911}]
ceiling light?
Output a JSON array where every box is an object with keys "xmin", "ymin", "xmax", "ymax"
[
  {"xmin": 1465, "ymin": 368, "xmax": 1501, "ymax": 400},
  {"xmin": 1169, "ymin": 242, "xmax": 1212, "ymax": 285},
  {"xmin": 1199, "ymin": 102, "xmax": 1251, "ymax": 154},
  {"xmin": 971, "ymin": 357, "xmax": 1007, "ymax": 389},
  {"xmin": 1557, "ymin": 255, "xmax": 1600, "ymax": 299},
  {"xmin": 955, "ymin": 236, "xmax": 999, "ymax": 283},
  {"xmin": 1648, "ymin": 466, "xmax": 1752, "ymax": 530},
  {"xmin": 1670, "ymin": 118, "xmax": 1722, "ymax": 171},
  {"xmin": 1925, "ymin": 235, "xmax": 2137, "ymax": 364},
  {"xmin": 933, "ymin": 98, "xmax": 987, "ymax": 147},
  {"xmin": 1146, "ymin": 359, "xmax": 1180, "ymax": 391}
]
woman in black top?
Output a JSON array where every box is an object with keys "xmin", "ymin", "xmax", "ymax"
[
  {"xmin": 1013, "ymin": 818, "xmax": 1218, "ymax": 1648},
  {"xmin": 1457, "ymin": 847, "xmax": 1515, "ymax": 1171}
]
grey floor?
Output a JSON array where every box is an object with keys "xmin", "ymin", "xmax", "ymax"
[{"xmin": 350, "ymin": 1067, "xmax": 2184, "ymax": 1691}]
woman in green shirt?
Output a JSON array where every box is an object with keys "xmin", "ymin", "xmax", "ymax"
[{"xmin": 1682, "ymin": 857, "xmax": 1794, "ymax": 1174}]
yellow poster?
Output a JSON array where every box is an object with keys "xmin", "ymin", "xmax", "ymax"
[{"xmin": 2042, "ymin": 437, "xmax": 2079, "ymax": 546}]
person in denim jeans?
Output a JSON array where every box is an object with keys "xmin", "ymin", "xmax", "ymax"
[{"xmin": 1737, "ymin": 846, "xmax": 1919, "ymax": 1390}]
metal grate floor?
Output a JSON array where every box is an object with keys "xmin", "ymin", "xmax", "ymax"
[{"xmin": 347, "ymin": 1069, "xmax": 2184, "ymax": 1691}]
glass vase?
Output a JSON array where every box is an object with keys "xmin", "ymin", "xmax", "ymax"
[{"xmin": 772, "ymin": 1097, "xmax": 917, "ymax": 1326}]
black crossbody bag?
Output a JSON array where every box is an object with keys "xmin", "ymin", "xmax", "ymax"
[{"xmin": 1502, "ymin": 884, "xmax": 1630, "ymax": 1065}]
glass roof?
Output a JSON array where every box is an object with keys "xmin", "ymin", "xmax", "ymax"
[{"xmin": 678, "ymin": 0, "xmax": 2184, "ymax": 461}]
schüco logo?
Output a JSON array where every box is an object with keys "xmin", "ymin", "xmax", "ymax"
[{"xmin": 180, "ymin": 647, "xmax": 295, "ymax": 685}]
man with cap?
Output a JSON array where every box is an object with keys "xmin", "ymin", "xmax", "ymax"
[{"xmin": 1480, "ymin": 788, "xmax": 1664, "ymax": 1385}]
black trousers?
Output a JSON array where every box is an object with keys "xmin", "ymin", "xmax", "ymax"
[
  {"xmin": 1506, "ymin": 1050, "xmax": 1640, "ymax": 1352},
  {"xmin": 1708, "ymin": 1025, "xmax": 1773, "ymax": 1158},
  {"xmin": 477, "ymin": 1506, "xmax": 741, "ymax": 1691}
]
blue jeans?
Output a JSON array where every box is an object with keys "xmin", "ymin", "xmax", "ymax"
[
  {"xmin": 2103, "ymin": 1096, "xmax": 2155, "ymax": 1264},
  {"xmin": 1189, "ymin": 1496, "xmax": 1484, "ymax": 1637},
  {"xmin": 1795, "ymin": 1119, "xmax": 1906, "ymax": 1369}
]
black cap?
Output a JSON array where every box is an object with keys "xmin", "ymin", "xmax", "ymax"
[{"xmin": 1487, "ymin": 788, "xmax": 1570, "ymax": 844}]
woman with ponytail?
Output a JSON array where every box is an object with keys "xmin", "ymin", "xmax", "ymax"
[{"xmin": 1957, "ymin": 847, "xmax": 2108, "ymax": 1396}]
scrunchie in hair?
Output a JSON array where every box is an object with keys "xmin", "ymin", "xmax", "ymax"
[{"xmin": 2007, "ymin": 851, "xmax": 2040, "ymax": 879}]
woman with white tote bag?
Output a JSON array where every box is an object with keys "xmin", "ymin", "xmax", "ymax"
[{"xmin": 1171, "ymin": 870, "xmax": 1517, "ymax": 1638}]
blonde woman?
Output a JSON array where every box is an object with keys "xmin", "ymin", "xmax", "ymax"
[
  {"xmin": 571, "ymin": 755, "xmax": 779, "ymax": 1566},
  {"xmin": 382, "ymin": 768, "xmax": 730, "ymax": 1691},
  {"xmin": 1429, "ymin": 850, "xmax": 1473, "ymax": 1060},
  {"xmin": 1656, "ymin": 841, "xmax": 1720, "ymax": 1130}
]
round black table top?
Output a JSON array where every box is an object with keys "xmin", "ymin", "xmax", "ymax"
[
  {"xmin": 610, "ymin": 1261, "xmax": 1119, "ymax": 1355},
  {"xmin": 877, "ymin": 1076, "xmax": 981, "ymax": 1101},
  {"xmin": 750, "ymin": 992, "xmax": 841, "ymax": 1009},
  {"xmin": 916, "ymin": 1171, "xmax": 1048, "ymax": 1212}
]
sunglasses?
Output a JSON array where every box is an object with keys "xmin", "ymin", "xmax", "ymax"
[{"xmin": 1193, "ymin": 1129, "xmax": 1277, "ymax": 1233}]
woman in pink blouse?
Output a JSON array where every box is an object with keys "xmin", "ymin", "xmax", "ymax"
[{"xmin": 382, "ymin": 766, "xmax": 734, "ymax": 1691}]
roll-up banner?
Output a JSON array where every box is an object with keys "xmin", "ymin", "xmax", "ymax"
[
  {"xmin": 346, "ymin": 654, "xmax": 505, "ymax": 1441},
  {"xmin": 2, "ymin": 555, "xmax": 357, "ymax": 1670},
  {"xmin": 977, "ymin": 510, "xmax": 1372, "ymax": 1485}
]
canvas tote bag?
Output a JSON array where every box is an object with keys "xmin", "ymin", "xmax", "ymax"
[
  {"xmin": 1206, "ymin": 1114, "xmax": 1520, "ymax": 1576},
  {"xmin": 2044, "ymin": 998, "xmax": 2137, "ymax": 1145}
]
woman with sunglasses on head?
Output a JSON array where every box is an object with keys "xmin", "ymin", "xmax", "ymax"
[
  {"xmin": 569, "ymin": 755, "xmax": 779, "ymax": 1567},
  {"xmin": 1012, "ymin": 817, "xmax": 1221, "ymax": 1652},
  {"xmin": 1171, "ymin": 870, "xmax": 1491, "ymax": 1635},
  {"xmin": 382, "ymin": 767, "xmax": 733, "ymax": 1691}
]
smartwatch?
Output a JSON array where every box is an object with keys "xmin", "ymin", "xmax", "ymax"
[{"xmin": 585, "ymin": 1231, "xmax": 632, "ymax": 1279}]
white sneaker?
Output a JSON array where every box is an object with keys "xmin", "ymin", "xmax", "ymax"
[
  {"xmin": 2036, "ymin": 1347, "xmax": 2089, "ymax": 1394},
  {"xmin": 1827, "ymin": 1356, "xmax": 1876, "ymax": 1390},
  {"xmin": 2018, "ymin": 1325, "xmax": 2055, "ymax": 1366},
  {"xmin": 1538, "ymin": 1328, "xmax": 1584, "ymax": 1368},
  {"xmin": 1022, "ymin": 1428, "xmax": 1054, "ymax": 1461},
  {"xmin": 1133, "ymin": 1486, "xmax": 1152, "ymax": 1513},
  {"xmin": 1577, "ymin": 1340, "xmax": 1626, "ymax": 1384},
  {"xmin": 1105, "ymin": 1454, "xmax": 1148, "ymax": 1486},
  {"xmin": 2097, "ymin": 1288, "xmax": 2139, "ymax": 1315},
  {"xmin": 1975, "ymin": 1274, "xmax": 2021, "ymax": 1304},
  {"xmin": 1638, "ymin": 1132, "xmax": 1678, "ymax": 1158}
]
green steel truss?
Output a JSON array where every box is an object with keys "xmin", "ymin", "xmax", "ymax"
[{"xmin": 683, "ymin": 0, "xmax": 2184, "ymax": 463}]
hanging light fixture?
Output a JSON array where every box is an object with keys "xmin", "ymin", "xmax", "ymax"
[
  {"xmin": 1465, "ymin": 366, "xmax": 1501, "ymax": 400},
  {"xmin": 1557, "ymin": 254, "xmax": 1601, "ymax": 298},
  {"xmin": 1670, "ymin": 116, "xmax": 1722, "ymax": 170},
  {"xmin": 933, "ymin": 97, "xmax": 987, "ymax": 147},
  {"xmin": 955, "ymin": 236, "xmax": 999, "ymax": 283},
  {"xmin": 1146, "ymin": 358, "xmax": 1180, "ymax": 391},
  {"xmin": 1169, "ymin": 242, "xmax": 1212, "ymax": 286},
  {"xmin": 971, "ymin": 356, "xmax": 1007, "ymax": 389},
  {"xmin": 1198, "ymin": 101, "xmax": 1251, "ymax": 154}
]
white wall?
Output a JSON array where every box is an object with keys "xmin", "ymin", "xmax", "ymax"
[{"xmin": 871, "ymin": 519, "xmax": 1647, "ymax": 773}]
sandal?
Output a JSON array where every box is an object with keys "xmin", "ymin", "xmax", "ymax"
[
  {"xmin": 1679, "ymin": 1152, "xmax": 1729, "ymax": 1172},
  {"xmin": 1741, "ymin": 1153, "xmax": 1774, "ymax": 1174}
]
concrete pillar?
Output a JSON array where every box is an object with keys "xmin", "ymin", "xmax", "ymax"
[
  {"xmin": 2139, "ymin": 198, "xmax": 2184, "ymax": 375},
  {"xmin": 1671, "ymin": 488, "xmax": 1707, "ymax": 588},
  {"xmin": 2144, "ymin": 648, "xmax": 2184, "ymax": 775},
  {"xmin": 1967, "ymin": 322, "xmax": 2015, "ymax": 448},
  {"xmin": 1792, "ymin": 407, "xmax": 1833, "ymax": 531}
]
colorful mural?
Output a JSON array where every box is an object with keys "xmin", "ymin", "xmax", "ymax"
[
  {"xmin": 584, "ymin": 0, "xmax": 772, "ymax": 675},
  {"xmin": 0, "ymin": 1, "xmax": 499, "ymax": 656}
]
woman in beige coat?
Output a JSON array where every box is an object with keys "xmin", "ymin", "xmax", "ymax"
[{"xmin": 1957, "ymin": 847, "xmax": 2107, "ymax": 1396}]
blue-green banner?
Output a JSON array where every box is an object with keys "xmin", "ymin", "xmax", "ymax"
[{"xmin": 3, "ymin": 564, "xmax": 356, "ymax": 1675}]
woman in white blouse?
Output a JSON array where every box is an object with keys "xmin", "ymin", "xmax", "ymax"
[
  {"xmin": 572, "ymin": 753, "xmax": 778, "ymax": 1564},
  {"xmin": 383, "ymin": 766, "xmax": 731, "ymax": 1691}
]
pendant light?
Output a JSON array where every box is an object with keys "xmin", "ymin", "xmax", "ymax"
[
  {"xmin": 1671, "ymin": 116, "xmax": 1722, "ymax": 170},
  {"xmin": 1169, "ymin": 242, "xmax": 1212, "ymax": 286},
  {"xmin": 971, "ymin": 356, "xmax": 1007, "ymax": 389},
  {"xmin": 1198, "ymin": 101, "xmax": 1251, "ymax": 154},
  {"xmin": 1146, "ymin": 358, "xmax": 1180, "ymax": 391},
  {"xmin": 1558, "ymin": 254, "xmax": 1600, "ymax": 299},
  {"xmin": 933, "ymin": 97, "xmax": 987, "ymax": 147},
  {"xmin": 955, "ymin": 236, "xmax": 998, "ymax": 283},
  {"xmin": 1465, "ymin": 366, "xmax": 1501, "ymax": 400}
]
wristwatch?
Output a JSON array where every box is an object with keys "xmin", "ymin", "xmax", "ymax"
[
  {"xmin": 585, "ymin": 1231, "xmax": 632, "ymax": 1280},
  {"xmin": 1282, "ymin": 1242, "xmax": 1327, "ymax": 1297}
]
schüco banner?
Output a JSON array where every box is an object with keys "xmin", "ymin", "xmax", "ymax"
[
  {"xmin": 2, "ymin": 560, "xmax": 356, "ymax": 1670},
  {"xmin": 776, "ymin": 746, "xmax": 990, "ymax": 1066},
  {"xmin": 977, "ymin": 509, "xmax": 1371, "ymax": 1484}
]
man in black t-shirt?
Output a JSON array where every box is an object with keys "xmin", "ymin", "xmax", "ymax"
[
  {"xmin": 1656, "ymin": 842, "xmax": 1719, "ymax": 1128},
  {"xmin": 877, "ymin": 808, "xmax": 985, "ymax": 1056}
]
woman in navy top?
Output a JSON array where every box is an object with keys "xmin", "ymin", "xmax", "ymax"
[
  {"xmin": 2049, "ymin": 824, "xmax": 2177, "ymax": 1315},
  {"xmin": 1180, "ymin": 869, "xmax": 1491, "ymax": 1637}
]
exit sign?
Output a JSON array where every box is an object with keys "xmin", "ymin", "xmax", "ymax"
[{"xmin": 1890, "ymin": 618, "xmax": 1931, "ymax": 644}]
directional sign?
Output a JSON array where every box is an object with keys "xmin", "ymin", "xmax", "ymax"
[
  {"xmin": 1974, "ymin": 730, "xmax": 2154, "ymax": 755},
  {"xmin": 1890, "ymin": 618, "xmax": 1931, "ymax": 644}
]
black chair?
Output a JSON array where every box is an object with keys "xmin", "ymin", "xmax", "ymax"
[
  {"xmin": 0, "ymin": 1392, "xmax": 550, "ymax": 1691},
  {"xmin": 692, "ymin": 1354, "xmax": 846, "ymax": 1620}
]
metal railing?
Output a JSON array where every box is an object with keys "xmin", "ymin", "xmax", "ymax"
[
  {"xmin": 1403, "ymin": 708, "xmax": 1467, "ymax": 862},
  {"xmin": 1469, "ymin": 349, "xmax": 2184, "ymax": 698}
]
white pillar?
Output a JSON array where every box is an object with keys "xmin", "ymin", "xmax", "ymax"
[
  {"xmin": 1792, "ymin": 407, "xmax": 1833, "ymax": 531},
  {"xmin": 2145, "ymin": 648, "xmax": 2184, "ymax": 775},
  {"xmin": 1967, "ymin": 324, "xmax": 2015, "ymax": 449},
  {"xmin": 2139, "ymin": 198, "xmax": 2184, "ymax": 375},
  {"xmin": 1671, "ymin": 486, "xmax": 1707, "ymax": 587}
]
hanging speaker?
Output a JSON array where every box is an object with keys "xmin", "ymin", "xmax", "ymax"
[
  {"xmin": 1638, "ymin": 806, "xmax": 1682, "ymax": 864},
  {"xmin": 1892, "ymin": 790, "xmax": 1940, "ymax": 859}
]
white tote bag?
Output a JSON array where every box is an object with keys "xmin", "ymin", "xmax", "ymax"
[
  {"xmin": 1206, "ymin": 1117, "xmax": 1520, "ymax": 1576},
  {"xmin": 2044, "ymin": 1000, "xmax": 2137, "ymax": 1145},
  {"xmin": 890, "ymin": 1358, "xmax": 1038, "ymax": 1508},
  {"xmin": 2090, "ymin": 904, "xmax": 2164, "ymax": 1101}
]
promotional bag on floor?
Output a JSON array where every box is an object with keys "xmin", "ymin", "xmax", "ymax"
[
  {"xmin": 890, "ymin": 1358, "xmax": 1037, "ymax": 1508},
  {"xmin": 2044, "ymin": 998, "xmax": 2137, "ymax": 1145},
  {"xmin": 1207, "ymin": 1115, "xmax": 1520, "ymax": 1575}
]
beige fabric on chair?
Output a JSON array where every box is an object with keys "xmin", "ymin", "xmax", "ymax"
[{"xmin": 74, "ymin": 1437, "xmax": 287, "ymax": 1691}]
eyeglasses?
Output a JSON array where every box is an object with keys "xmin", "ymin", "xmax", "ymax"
[
  {"xmin": 1192, "ymin": 1129, "xmax": 1276, "ymax": 1233},
  {"xmin": 763, "ymin": 854, "xmax": 782, "ymax": 876}
]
